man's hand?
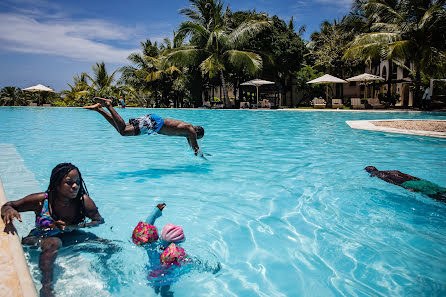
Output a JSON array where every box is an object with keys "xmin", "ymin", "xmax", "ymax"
[{"xmin": 157, "ymin": 203, "xmax": 166, "ymax": 211}]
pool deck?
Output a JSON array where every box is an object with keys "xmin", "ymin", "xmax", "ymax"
[
  {"xmin": 0, "ymin": 178, "xmax": 37, "ymax": 297},
  {"xmin": 345, "ymin": 119, "xmax": 446, "ymax": 138}
]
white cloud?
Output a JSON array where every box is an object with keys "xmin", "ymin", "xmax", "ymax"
[
  {"xmin": 0, "ymin": 12, "xmax": 139, "ymax": 63},
  {"xmin": 313, "ymin": 0, "xmax": 353, "ymax": 9}
]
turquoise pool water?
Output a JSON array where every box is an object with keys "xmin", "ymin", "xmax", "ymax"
[{"xmin": 0, "ymin": 107, "xmax": 445, "ymax": 296}]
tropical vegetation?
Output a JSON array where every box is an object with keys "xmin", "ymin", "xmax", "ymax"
[{"xmin": 1, "ymin": 0, "xmax": 445, "ymax": 108}]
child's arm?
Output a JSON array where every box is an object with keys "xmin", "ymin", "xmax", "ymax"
[{"xmin": 144, "ymin": 203, "xmax": 165, "ymax": 225}]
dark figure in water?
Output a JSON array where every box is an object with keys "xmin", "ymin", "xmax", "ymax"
[{"xmin": 365, "ymin": 166, "xmax": 446, "ymax": 202}]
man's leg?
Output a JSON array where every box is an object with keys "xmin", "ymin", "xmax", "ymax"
[
  {"xmin": 93, "ymin": 98, "xmax": 135, "ymax": 136},
  {"xmin": 84, "ymin": 103, "xmax": 121, "ymax": 131}
]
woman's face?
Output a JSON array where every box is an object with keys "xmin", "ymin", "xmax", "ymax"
[{"xmin": 57, "ymin": 169, "xmax": 81, "ymax": 199}]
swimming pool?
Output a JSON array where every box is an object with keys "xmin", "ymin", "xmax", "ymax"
[{"xmin": 0, "ymin": 107, "xmax": 445, "ymax": 296}]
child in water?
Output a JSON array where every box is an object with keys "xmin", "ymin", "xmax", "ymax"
[
  {"xmin": 132, "ymin": 203, "xmax": 188, "ymax": 295},
  {"xmin": 132, "ymin": 203, "xmax": 187, "ymax": 266},
  {"xmin": 132, "ymin": 203, "xmax": 221, "ymax": 296}
]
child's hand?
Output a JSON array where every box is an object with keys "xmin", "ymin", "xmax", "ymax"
[
  {"xmin": 157, "ymin": 203, "xmax": 166, "ymax": 211},
  {"xmin": 55, "ymin": 220, "xmax": 67, "ymax": 230}
]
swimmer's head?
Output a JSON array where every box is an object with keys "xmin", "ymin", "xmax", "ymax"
[
  {"xmin": 365, "ymin": 166, "xmax": 378, "ymax": 174},
  {"xmin": 161, "ymin": 223, "xmax": 185, "ymax": 244},
  {"xmin": 132, "ymin": 222, "xmax": 159, "ymax": 245},
  {"xmin": 194, "ymin": 126, "xmax": 204, "ymax": 139},
  {"xmin": 160, "ymin": 243, "xmax": 187, "ymax": 266}
]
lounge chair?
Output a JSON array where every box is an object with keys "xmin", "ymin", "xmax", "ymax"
[
  {"xmin": 201, "ymin": 101, "xmax": 211, "ymax": 108},
  {"xmin": 240, "ymin": 101, "xmax": 250, "ymax": 109},
  {"xmin": 367, "ymin": 98, "xmax": 385, "ymax": 109},
  {"xmin": 312, "ymin": 98, "xmax": 326, "ymax": 108},
  {"xmin": 331, "ymin": 99, "xmax": 344, "ymax": 108},
  {"xmin": 29, "ymin": 103, "xmax": 37, "ymax": 107},
  {"xmin": 42, "ymin": 104, "xmax": 51, "ymax": 107},
  {"xmin": 350, "ymin": 98, "xmax": 365, "ymax": 109},
  {"xmin": 261, "ymin": 99, "xmax": 271, "ymax": 108}
]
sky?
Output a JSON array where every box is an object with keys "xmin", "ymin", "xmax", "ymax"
[{"xmin": 0, "ymin": 0, "xmax": 353, "ymax": 91}]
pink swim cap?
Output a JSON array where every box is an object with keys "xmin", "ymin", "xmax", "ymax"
[
  {"xmin": 160, "ymin": 243, "xmax": 187, "ymax": 266},
  {"xmin": 161, "ymin": 223, "xmax": 185, "ymax": 243},
  {"xmin": 132, "ymin": 222, "xmax": 159, "ymax": 245}
]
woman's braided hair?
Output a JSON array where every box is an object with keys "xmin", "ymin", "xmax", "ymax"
[{"xmin": 46, "ymin": 163, "xmax": 88, "ymax": 221}]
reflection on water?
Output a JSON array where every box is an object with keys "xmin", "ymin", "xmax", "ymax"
[{"xmin": 0, "ymin": 108, "xmax": 445, "ymax": 296}]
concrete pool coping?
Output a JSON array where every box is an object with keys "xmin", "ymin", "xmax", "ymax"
[
  {"xmin": 0, "ymin": 177, "xmax": 37, "ymax": 297},
  {"xmin": 345, "ymin": 119, "xmax": 446, "ymax": 138}
]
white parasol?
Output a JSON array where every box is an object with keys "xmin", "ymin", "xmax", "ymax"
[
  {"xmin": 307, "ymin": 74, "xmax": 347, "ymax": 101},
  {"xmin": 240, "ymin": 79, "xmax": 275, "ymax": 105}
]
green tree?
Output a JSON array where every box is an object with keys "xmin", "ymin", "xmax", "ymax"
[
  {"xmin": 61, "ymin": 73, "xmax": 92, "ymax": 106},
  {"xmin": 121, "ymin": 38, "xmax": 183, "ymax": 107},
  {"xmin": 345, "ymin": 0, "xmax": 446, "ymax": 105},
  {"xmin": 84, "ymin": 62, "xmax": 118, "ymax": 99},
  {"xmin": 165, "ymin": 0, "xmax": 271, "ymax": 107},
  {"xmin": 0, "ymin": 87, "xmax": 26, "ymax": 106},
  {"xmin": 239, "ymin": 15, "xmax": 307, "ymax": 107},
  {"xmin": 309, "ymin": 16, "xmax": 365, "ymax": 78}
]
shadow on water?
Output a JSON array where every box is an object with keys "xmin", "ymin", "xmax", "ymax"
[{"xmin": 110, "ymin": 164, "xmax": 212, "ymax": 180}]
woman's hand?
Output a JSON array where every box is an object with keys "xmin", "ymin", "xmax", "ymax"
[{"xmin": 1, "ymin": 207, "xmax": 22, "ymax": 225}]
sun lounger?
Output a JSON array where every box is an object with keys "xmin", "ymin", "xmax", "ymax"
[
  {"xmin": 312, "ymin": 98, "xmax": 326, "ymax": 108},
  {"xmin": 350, "ymin": 98, "xmax": 365, "ymax": 109},
  {"xmin": 261, "ymin": 99, "xmax": 271, "ymax": 108},
  {"xmin": 29, "ymin": 103, "xmax": 37, "ymax": 107},
  {"xmin": 42, "ymin": 104, "xmax": 51, "ymax": 107},
  {"xmin": 367, "ymin": 98, "xmax": 385, "ymax": 109},
  {"xmin": 331, "ymin": 99, "xmax": 344, "ymax": 108},
  {"xmin": 240, "ymin": 102, "xmax": 250, "ymax": 109},
  {"xmin": 201, "ymin": 101, "xmax": 211, "ymax": 108}
]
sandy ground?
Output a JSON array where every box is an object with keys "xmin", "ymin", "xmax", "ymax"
[{"xmin": 372, "ymin": 120, "xmax": 446, "ymax": 132}]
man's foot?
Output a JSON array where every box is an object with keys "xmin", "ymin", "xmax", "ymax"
[
  {"xmin": 94, "ymin": 97, "xmax": 112, "ymax": 106},
  {"xmin": 82, "ymin": 103, "xmax": 101, "ymax": 110}
]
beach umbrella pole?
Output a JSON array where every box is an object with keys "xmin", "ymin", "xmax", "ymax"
[
  {"xmin": 256, "ymin": 86, "xmax": 259, "ymax": 106},
  {"xmin": 326, "ymin": 85, "xmax": 328, "ymax": 101}
]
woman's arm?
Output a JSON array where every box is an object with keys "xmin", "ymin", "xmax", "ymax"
[
  {"xmin": 1, "ymin": 193, "xmax": 45, "ymax": 224},
  {"xmin": 81, "ymin": 194, "xmax": 104, "ymax": 227}
]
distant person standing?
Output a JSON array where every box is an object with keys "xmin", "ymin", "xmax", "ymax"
[
  {"xmin": 422, "ymin": 87, "xmax": 431, "ymax": 110},
  {"xmin": 120, "ymin": 95, "xmax": 126, "ymax": 109}
]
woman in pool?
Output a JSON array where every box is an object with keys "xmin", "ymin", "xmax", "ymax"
[{"xmin": 1, "ymin": 163, "xmax": 104, "ymax": 297}]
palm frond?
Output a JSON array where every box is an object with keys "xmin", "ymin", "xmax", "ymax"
[
  {"xmin": 228, "ymin": 19, "xmax": 272, "ymax": 48},
  {"xmin": 364, "ymin": 1, "xmax": 404, "ymax": 25},
  {"xmin": 200, "ymin": 53, "xmax": 224, "ymax": 77},
  {"xmin": 162, "ymin": 47, "xmax": 204, "ymax": 68},
  {"xmin": 224, "ymin": 50, "xmax": 262, "ymax": 74}
]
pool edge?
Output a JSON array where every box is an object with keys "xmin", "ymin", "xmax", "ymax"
[{"xmin": 0, "ymin": 177, "xmax": 38, "ymax": 297}]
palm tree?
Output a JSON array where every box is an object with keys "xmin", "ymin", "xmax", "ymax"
[
  {"xmin": 120, "ymin": 39, "xmax": 183, "ymax": 107},
  {"xmin": 61, "ymin": 73, "xmax": 92, "ymax": 106},
  {"xmin": 165, "ymin": 0, "xmax": 271, "ymax": 107},
  {"xmin": 0, "ymin": 87, "xmax": 26, "ymax": 106},
  {"xmin": 84, "ymin": 62, "xmax": 118, "ymax": 98},
  {"xmin": 309, "ymin": 16, "xmax": 366, "ymax": 78},
  {"xmin": 344, "ymin": 0, "xmax": 446, "ymax": 105}
]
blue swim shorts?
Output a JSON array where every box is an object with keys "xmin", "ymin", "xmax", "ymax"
[{"xmin": 129, "ymin": 114, "xmax": 164, "ymax": 135}]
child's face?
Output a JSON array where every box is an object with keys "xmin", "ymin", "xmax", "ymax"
[{"xmin": 57, "ymin": 169, "xmax": 80, "ymax": 199}]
